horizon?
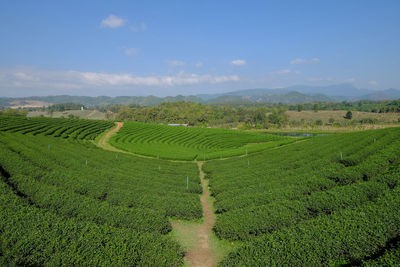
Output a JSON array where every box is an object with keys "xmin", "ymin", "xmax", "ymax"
[
  {"xmin": 1, "ymin": 1, "xmax": 400, "ymax": 97},
  {"xmin": 1, "ymin": 83, "xmax": 398, "ymax": 99}
]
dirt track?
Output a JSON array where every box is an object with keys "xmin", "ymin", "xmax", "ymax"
[
  {"xmin": 97, "ymin": 122, "xmax": 124, "ymax": 150},
  {"xmin": 183, "ymin": 161, "xmax": 216, "ymax": 267}
]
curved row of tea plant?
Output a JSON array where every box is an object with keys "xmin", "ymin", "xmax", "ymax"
[
  {"xmin": 0, "ymin": 176, "xmax": 184, "ymax": 266},
  {"xmin": 0, "ymin": 131, "xmax": 202, "ymax": 265},
  {"xmin": 361, "ymin": 240, "xmax": 400, "ymax": 266},
  {"xmin": 0, "ymin": 115, "xmax": 114, "ymax": 140},
  {"xmin": 203, "ymin": 127, "xmax": 400, "ymax": 265},
  {"xmin": 110, "ymin": 122, "xmax": 295, "ymax": 160},
  {"xmin": 220, "ymin": 186, "xmax": 400, "ymax": 266}
]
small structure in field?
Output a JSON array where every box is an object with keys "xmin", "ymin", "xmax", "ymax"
[{"xmin": 168, "ymin": 123, "xmax": 189, "ymax": 127}]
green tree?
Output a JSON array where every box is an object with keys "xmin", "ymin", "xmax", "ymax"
[
  {"xmin": 313, "ymin": 103, "xmax": 319, "ymax": 112},
  {"xmin": 297, "ymin": 104, "xmax": 303, "ymax": 112},
  {"xmin": 344, "ymin": 111, "xmax": 353, "ymax": 120}
]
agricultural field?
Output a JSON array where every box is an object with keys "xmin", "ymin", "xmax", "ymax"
[
  {"xmin": 28, "ymin": 109, "xmax": 107, "ymax": 120},
  {"xmin": 110, "ymin": 121, "xmax": 295, "ymax": 160},
  {"xmin": 0, "ymin": 115, "xmax": 113, "ymax": 140},
  {"xmin": 1, "ymin": 115, "xmax": 400, "ymax": 266},
  {"xmin": 286, "ymin": 110, "xmax": 400, "ymax": 124},
  {"xmin": 0, "ymin": 117, "xmax": 202, "ymax": 265},
  {"xmin": 203, "ymin": 127, "xmax": 400, "ymax": 265}
]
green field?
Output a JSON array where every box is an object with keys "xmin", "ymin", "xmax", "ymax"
[
  {"xmin": 1, "ymin": 115, "xmax": 400, "ymax": 266},
  {"xmin": 203, "ymin": 127, "xmax": 400, "ymax": 265},
  {"xmin": 110, "ymin": 121, "xmax": 295, "ymax": 160},
  {"xmin": 0, "ymin": 117, "xmax": 201, "ymax": 265},
  {"xmin": 0, "ymin": 115, "xmax": 114, "ymax": 140}
]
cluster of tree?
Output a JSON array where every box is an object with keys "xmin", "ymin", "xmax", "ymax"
[
  {"xmin": 0, "ymin": 108, "xmax": 28, "ymax": 116},
  {"xmin": 46, "ymin": 102, "xmax": 84, "ymax": 112},
  {"xmin": 293, "ymin": 100, "xmax": 400, "ymax": 113},
  {"xmin": 111, "ymin": 101, "xmax": 289, "ymax": 128}
]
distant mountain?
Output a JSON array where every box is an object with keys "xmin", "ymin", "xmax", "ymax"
[
  {"xmin": 357, "ymin": 88, "xmax": 400, "ymax": 101},
  {"xmin": 1, "ymin": 84, "xmax": 399, "ymax": 108},
  {"xmin": 198, "ymin": 84, "xmax": 400, "ymax": 102},
  {"xmin": 207, "ymin": 91, "xmax": 333, "ymax": 104},
  {"xmin": 0, "ymin": 95, "xmax": 203, "ymax": 108}
]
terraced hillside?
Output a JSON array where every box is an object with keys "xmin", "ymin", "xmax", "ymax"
[
  {"xmin": 203, "ymin": 127, "xmax": 400, "ymax": 265},
  {"xmin": 0, "ymin": 115, "xmax": 113, "ymax": 140},
  {"xmin": 110, "ymin": 121, "xmax": 295, "ymax": 160}
]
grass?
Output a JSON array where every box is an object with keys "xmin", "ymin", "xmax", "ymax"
[
  {"xmin": 286, "ymin": 110, "xmax": 400, "ymax": 123},
  {"xmin": 28, "ymin": 110, "xmax": 107, "ymax": 120}
]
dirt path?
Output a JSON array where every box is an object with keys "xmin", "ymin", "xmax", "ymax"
[
  {"xmin": 97, "ymin": 122, "xmax": 124, "ymax": 151},
  {"xmin": 171, "ymin": 161, "xmax": 217, "ymax": 267},
  {"xmin": 185, "ymin": 161, "xmax": 215, "ymax": 266},
  {"xmin": 87, "ymin": 110, "xmax": 97, "ymax": 119}
]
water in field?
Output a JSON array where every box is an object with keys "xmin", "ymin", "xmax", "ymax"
[{"xmin": 268, "ymin": 132, "xmax": 330, "ymax": 137}]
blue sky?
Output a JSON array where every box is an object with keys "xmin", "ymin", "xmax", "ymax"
[{"xmin": 0, "ymin": 0, "xmax": 399, "ymax": 97}]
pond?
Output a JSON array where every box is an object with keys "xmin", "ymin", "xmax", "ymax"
[{"xmin": 268, "ymin": 132, "xmax": 330, "ymax": 137}]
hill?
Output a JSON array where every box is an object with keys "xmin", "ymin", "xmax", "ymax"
[{"xmin": 1, "ymin": 85, "xmax": 399, "ymax": 108}]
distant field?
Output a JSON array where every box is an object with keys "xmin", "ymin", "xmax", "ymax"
[
  {"xmin": 286, "ymin": 110, "xmax": 399, "ymax": 123},
  {"xmin": 9, "ymin": 99, "xmax": 52, "ymax": 109},
  {"xmin": 0, "ymin": 115, "xmax": 113, "ymax": 140},
  {"xmin": 110, "ymin": 122, "xmax": 295, "ymax": 160},
  {"xmin": 28, "ymin": 110, "xmax": 107, "ymax": 120}
]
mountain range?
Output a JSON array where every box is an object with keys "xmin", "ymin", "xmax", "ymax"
[{"xmin": 1, "ymin": 84, "xmax": 399, "ymax": 108}]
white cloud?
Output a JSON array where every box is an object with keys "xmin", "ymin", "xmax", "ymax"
[
  {"xmin": 307, "ymin": 77, "xmax": 356, "ymax": 83},
  {"xmin": 290, "ymin": 57, "xmax": 320, "ymax": 65},
  {"xmin": 100, "ymin": 14, "xmax": 127, "ymax": 28},
  {"xmin": 271, "ymin": 69, "xmax": 291, "ymax": 75},
  {"xmin": 195, "ymin": 62, "xmax": 203, "ymax": 68},
  {"xmin": 14, "ymin": 72, "xmax": 40, "ymax": 82},
  {"xmin": 124, "ymin": 47, "xmax": 139, "ymax": 56},
  {"xmin": 368, "ymin": 80, "xmax": 378, "ymax": 85},
  {"xmin": 341, "ymin": 78, "xmax": 356, "ymax": 83},
  {"xmin": 231, "ymin": 59, "xmax": 246, "ymax": 66},
  {"xmin": 166, "ymin": 60, "xmax": 185, "ymax": 67},
  {"xmin": 130, "ymin": 23, "xmax": 147, "ymax": 32},
  {"xmin": 0, "ymin": 68, "xmax": 240, "ymax": 90},
  {"xmin": 308, "ymin": 77, "xmax": 333, "ymax": 82}
]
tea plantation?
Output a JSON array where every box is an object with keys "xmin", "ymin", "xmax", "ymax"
[
  {"xmin": 110, "ymin": 121, "xmax": 294, "ymax": 160},
  {"xmin": 0, "ymin": 115, "xmax": 114, "ymax": 140},
  {"xmin": 203, "ymin": 127, "xmax": 400, "ymax": 265},
  {"xmin": 0, "ymin": 117, "xmax": 201, "ymax": 265},
  {"xmin": 1, "ymin": 115, "xmax": 400, "ymax": 266}
]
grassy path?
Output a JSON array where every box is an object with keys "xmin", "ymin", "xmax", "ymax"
[{"xmin": 171, "ymin": 162, "xmax": 230, "ymax": 266}]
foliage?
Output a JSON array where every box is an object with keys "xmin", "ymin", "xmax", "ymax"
[
  {"xmin": 110, "ymin": 121, "xmax": 294, "ymax": 160},
  {"xmin": 47, "ymin": 102, "xmax": 84, "ymax": 112},
  {"xmin": 0, "ymin": 108, "xmax": 28, "ymax": 116},
  {"xmin": 203, "ymin": 127, "xmax": 400, "ymax": 264},
  {"xmin": 344, "ymin": 110, "xmax": 353, "ymax": 119},
  {"xmin": 114, "ymin": 101, "xmax": 288, "ymax": 128},
  {"xmin": 220, "ymin": 187, "xmax": 400, "ymax": 266},
  {"xmin": 0, "ymin": 127, "xmax": 203, "ymax": 265},
  {"xmin": 0, "ymin": 115, "xmax": 113, "ymax": 140}
]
